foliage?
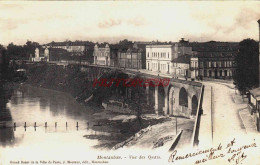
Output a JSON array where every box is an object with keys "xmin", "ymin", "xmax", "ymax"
[
  {"xmin": 118, "ymin": 39, "xmax": 133, "ymax": 47},
  {"xmin": 126, "ymin": 75, "xmax": 147, "ymax": 128},
  {"xmin": 6, "ymin": 40, "xmax": 40, "ymax": 60},
  {"xmin": 233, "ymin": 38, "xmax": 259, "ymax": 94}
]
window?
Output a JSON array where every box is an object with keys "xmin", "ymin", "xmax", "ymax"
[
  {"xmin": 168, "ymin": 53, "xmax": 169, "ymax": 58},
  {"xmin": 208, "ymin": 62, "xmax": 211, "ymax": 68},
  {"xmin": 200, "ymin": 62, "xmax": 203, "ymax": 68},
  {"xmin": 147, "ymin": 52, "xmax": 149, "ymax": 57},
  {"xmin": 204, "ymin": 70, "xmax": 207, "ymax": 77}
]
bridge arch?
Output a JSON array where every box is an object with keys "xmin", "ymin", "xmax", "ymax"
[
  {"xmin": 158, "ymin": 83, "xmax": 165, "ymax": 115},
  {"xmin": 179, "ymin": 87, "xmax": 188, "ymax": 114}
]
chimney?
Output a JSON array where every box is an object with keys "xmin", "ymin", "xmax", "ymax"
[{"xmin": 258, "ymin": 20, "xmax": 260, "ymax": 87}]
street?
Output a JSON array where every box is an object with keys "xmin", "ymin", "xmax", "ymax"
[{"xmin": 201, "ymin": 81, "xmax": 257, "ymax": 145}]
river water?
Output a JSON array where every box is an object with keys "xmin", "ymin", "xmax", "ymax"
[{"xmin": 0, "ymin": 85, "xmax": 125, "ymax": 164}]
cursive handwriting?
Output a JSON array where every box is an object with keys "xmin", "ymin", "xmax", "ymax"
[{"xmin": 168, "ymin": 138, "xmax": 257, "ymax": 164}]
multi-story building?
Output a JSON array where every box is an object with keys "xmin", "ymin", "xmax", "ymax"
[
  {"xmin": 47, "ymin": 41, "xmax": 91, "ymax": 54},
  {"xmin": 46, "ymin": 41, "xmax": 94, "ymax": 63},
  {"xmin": 174, "ymin": 38, "xmax": 193, "ymax": 58},
  {"xmin": 93, "ymin": 44, "xmax": 123, "ymax": 67},
  {"xmin": 191, "ymin": 42, "xmax": 238, "ymax": 79},
  {"xmin": 118, "ymin": 47, "xmax": 145, "ymax": 69},
  {"xmin": 172, "ymin": 55, "xmax": 191, "ymax": 78},
  {"xmin": 190, "ymin": 56, "xmax": 199, "ymax": 79},
  {"xmin": 33, "ymin": 48, "xmax": 46, "ymax": 62},
  {"xmin": 33, "ymin": 47, "xmax": 69, "ymax": 62},
  {"xmin": 146, "ymin": 44, "xmax": 175, "ymax": 74}
]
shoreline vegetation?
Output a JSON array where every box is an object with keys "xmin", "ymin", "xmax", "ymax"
[{"xmin": 23, "ymin": 63, "xmax": 171, "ymax": 149}]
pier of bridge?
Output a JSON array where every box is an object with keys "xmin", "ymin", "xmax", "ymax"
[{"xmin": 79, "ymin": 64, "xmax": 203, "ymax": 118}]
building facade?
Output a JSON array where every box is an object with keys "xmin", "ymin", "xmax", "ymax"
[
  {"xmin": 33, "ymin": 48, "xmax": 46, "ymax": 62},
  {"xmin": 172, "ymin": 55, "xmax": 191, "ymax": 78},
  {"xmin": 196, "ymin": 51, "xmax": 237, "ymax": 79},
  {"xmin": 93, "ymin": 44, "xmax": 111, "ymax": 66},
  {"xmin": 118, "ymin": 47, "xmax": 146, "ymax": 69},
  {"xmin": 93, "ymin": 44, "xmax": 121, "ymax": 67},
  {"xmin": 33, "ymin": 47, "xmax": 69, "ymax": 62},
  {"xmin": 46, "ymin": 41, "xmax": 94, "ymax": 63},
  {"xmin": 45, "ymin": 48, "xmax": 69, "ymax": 61},
  {"xmin": 191, "ymin": 42, "xmax": 238, "ymax": 80},
  {"xmin": 47, "ymin": 41, "xmax": 87, "ymax": 54},
  {"xmin": 146, "ymin": 44, "xmax": 175, "ymax": 74}
]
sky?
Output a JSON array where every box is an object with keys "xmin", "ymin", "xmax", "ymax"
[{"xmin": 0, "ymin": 1, "xmax": 260, "ymax": 46}]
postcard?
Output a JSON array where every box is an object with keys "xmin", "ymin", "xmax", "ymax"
[{"xmin": 0, "ymin": 1, "xmax": 260, "ymax": 165}]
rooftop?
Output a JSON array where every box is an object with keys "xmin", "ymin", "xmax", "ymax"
[{"xmin": 172, "ymin": 54, "xmax": 191, "ymax": 64}]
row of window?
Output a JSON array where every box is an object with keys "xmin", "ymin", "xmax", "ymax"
[
  {"xmin": 147, "ymin": 52, "xmax": 170, "ymax": 58},
  {"xmin": 118, "ymin": 60, "xmax": 142, "ymax": 69},
  {"xmin": 190, "ymin": 61, "xmax": 198, "ymax": 68},
  {"xmin": 147, "ymin": 62, "xmax": 170, "ymax": 72},
  {"xmin": 95, "ymin": 52, "xmax": 109, "ymax": 57},
  {"xmin": 118, "ymin": 53, "xmax": 142, "ymax": 59},
  {"xmin": 202, "ymin": 70, "xmax": 233, "ymax": 77},
  {"xmin": 173, "ymin": 63, "xmax": 189, "ymax": 68},
  {"xmin": 200, "ymin": 61, "xmax": 233, "ymax": 68}
]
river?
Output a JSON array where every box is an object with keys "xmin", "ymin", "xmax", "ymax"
[{"xmin": 0, "ymin": 84, "xmax": 128, "ymax": 163}]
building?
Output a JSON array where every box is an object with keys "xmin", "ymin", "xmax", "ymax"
[
  {"xmin": 46, "ymin": 41, "xmax": 94, "ymax": 63},
  {"xmin": 93, "ymin": 44, "xmax": 112, "ymax": 66},
  {"xmin": 33, "ymin": 47, "xmax": 69, "ymax": 62},
  {"xmin": 191, "ymin": 41, "xmax": 238, "ymax": 80},
  {"xmin": 174, "ymin": 38, "xmax": 193, "ymax": 57},
  {"xmin": 172, "ymin": 55, "xmax": 191, "ymax": 78},
  {"xmin": 93, "ymin": 44, "xmax": 129, "ymax": 67},
  {"xmin": 44, "ymin": 48, "xmax": 69, "ymax": 61},
  {"xmin": 118, "ymin": 47, "xmax": 146, "ymax": 69},
  {"xmin": 33, "ymin": 48, "xmax": 46, "ymax": 62},
  {"xmin": 190, "ymin": 56, "xmax": 199, "ymax": 79},
  {"xmin": 47, "ymin": 41, "xmax": 89, "ymax": 54},
  {"xmin": 146, "ymin": 44, "xmax": 175, "ymax": 74},
  {"xmin": 248, "ymin": 88, "xmax": 260, "ymax": 131}
]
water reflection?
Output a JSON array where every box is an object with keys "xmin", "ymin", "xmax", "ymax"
[
  {"xmin": 0, "ymin": 85, "xmax": 115, "ymax": 148},
  {"xmin": 0, "ymin": 84, "xmax": 15, "ymax": 147}
]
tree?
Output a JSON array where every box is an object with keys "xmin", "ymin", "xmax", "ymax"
[
  {"xmin": 126, "ymin": 75, "xmax": 147, "ymax": 129},
  {"xmin": 6, "ymin": 43, "xmax": 25, "ymax": 60},
  {"xmin": 6, "ymin": 41, "xmax": 40, "ymax": 60},
  {"xmin": 23, "ymin": 40, "xmax": 40, "ymax": 59},
  {"xmin": 233, "ymin": 39, "xmax": 259, "ymax": 94},
  {"xmin": 118, "ymin": 39, "xmax": 133, "ymax": 48}
]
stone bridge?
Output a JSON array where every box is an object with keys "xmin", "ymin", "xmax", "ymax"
[
  {"xmin": 124, "ymin": 70, "xmax": 202, "ymax": 118},
  {"xmin": 54, "ymin": 62, "xmax": 203, "ymax": 118},
  {"xmin": 79, "ymin": 64, "xmax": 203, "ymax": 118}
]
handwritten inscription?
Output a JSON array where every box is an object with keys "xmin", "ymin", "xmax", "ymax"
[{"xmin": 168, "ymin": 138, "xmax": 257, "ymax": 164}]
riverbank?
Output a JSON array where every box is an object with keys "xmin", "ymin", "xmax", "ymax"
[
  {"xmin": 23, "ymin": 64, "xmax": 175, "ymax": 150},
  {"xmin": 85, "ymin": 111, "xmax": 171, "ymax": 149}
]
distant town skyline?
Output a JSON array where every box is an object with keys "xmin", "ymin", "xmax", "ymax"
[{"xmin": 0, "ymin": 1, "xmax": 260, "ymax": 46}]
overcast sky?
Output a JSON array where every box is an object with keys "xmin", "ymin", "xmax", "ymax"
[{"xmin": 0, "ymin": 1, "xmax": 260, "ymax": 46}]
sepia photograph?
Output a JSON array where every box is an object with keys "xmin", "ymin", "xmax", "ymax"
[{"xmin": 0, "ymin": 0, "xmax": 260, "ymax": 165}]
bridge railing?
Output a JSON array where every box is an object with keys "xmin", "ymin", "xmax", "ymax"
[{"xmin": 190, "ymin": 84, "xmax": 204, "ymax": 147}]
